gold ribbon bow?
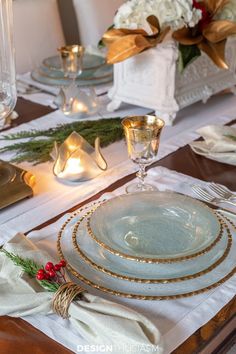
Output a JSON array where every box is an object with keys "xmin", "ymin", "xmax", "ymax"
[
  {"xmin": 102, "ymin": 16, "xmax": 170, "ymax": 64},
  {"xmin": 173, "ymin": 0, "xmax": 236, "ymax": 69}
]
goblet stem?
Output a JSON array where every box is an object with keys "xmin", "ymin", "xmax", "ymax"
[{"xmin": 136, "ymin": 164, "xmax": 147, "ymax": 190}]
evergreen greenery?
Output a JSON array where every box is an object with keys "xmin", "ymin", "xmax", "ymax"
[
  {"xmin": 0, "ymin": 118, "xmax": 123, "ymax": 164},
  {"xmin": 225, "ymin": 134, "xmax": 236, "ymax": 141},
  {"xmin": 0, "ymin": 248, "xmax": 60, "ymax": 292}
]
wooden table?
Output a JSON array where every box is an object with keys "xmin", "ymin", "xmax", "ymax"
[{"xmin": 0, "ymin": 98, "xmax": 235, "ymax": 354}]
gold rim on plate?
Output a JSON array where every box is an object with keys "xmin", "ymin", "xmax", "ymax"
[
  {"xmin": 57, "ymin": 205, "xmax": 236, "ymax": 300},
  {"xmin": 36, "ymin": 68, "xmax": 113, "ymax": 82},
  {"xmin": 42, "ymin": 55, "xmax": 106, "ymax": 72},
  {"xmin": 86, "ymin": 197, "xmax": 224, "ymax": 264},
  {"xmin": 72, "ymin": 209, "xmax": 232, "ymax": 284}
]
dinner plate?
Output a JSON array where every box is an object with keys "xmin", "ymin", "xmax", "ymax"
[
  {"xmin": 43, "ymin": 53, "xmax": 106, "ymax": 72},
  {"xmin": 72, "ymin": 208, "xmax": 230, "ymax": 283},
  {"xmin": 88, "ymin": 192, "xmax": 222, "ymax": 262},
  {"xmin": 31, "ymin": 67, "xmax": 113, "ymax": 87},
  {"xmin": 57, "ymin": 207, "xmax": 235, "ymax": 300}
]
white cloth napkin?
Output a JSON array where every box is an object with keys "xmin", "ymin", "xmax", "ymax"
[
  {"xmin": 189, "ymin": 125, "xmax": 236, "ymax": 165},
  {"xmin": 0, "ymin": 233, "xmax": 163, "ymax": 354}
]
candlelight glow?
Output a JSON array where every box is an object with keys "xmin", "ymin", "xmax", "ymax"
[
  {"xmin": 73, "ymin": 100, "xmax": 88, "ymax": 113},
  {"xmin": 58, "ymin": 157, "xmax": 84, "ymax": 179}
]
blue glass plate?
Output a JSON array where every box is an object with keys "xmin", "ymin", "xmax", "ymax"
[
  {"xmin": 43, "ymin": 53, "xmax": 105, "ymax": 72},
  {"xmin": 58, "ymin": 207, "xmax": 235, "ymax": 299},
  {"xmin": 31, "ymin": 66, "xmax": 113, "ymax": 87},
  {"xmin": 71, "ymin": 210, "xmax": 229, "ymax": 282},
  {"xmin": 88, "ymin": 192, "xmax": 221, "ymax": 262}
]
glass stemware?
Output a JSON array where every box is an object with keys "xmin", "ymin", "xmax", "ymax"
[
  {"xmin": 57, "ymin": 45, "xmax": 99, "ymax": 117},
  {"xmin": 0, "ymin": 0, "xmax": 17, "ymax": 127},
  {"xmin": 122, "ymin": 115, "xmax": 165, "ymax": 193},
  {"xmin": 58, "ymin": 45, "xmax": 84, "ymax": 79}
]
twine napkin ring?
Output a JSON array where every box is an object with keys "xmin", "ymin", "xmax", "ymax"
[{"xmin": 52, "ymin": 282, "xmax": 84, "ymax": 319}]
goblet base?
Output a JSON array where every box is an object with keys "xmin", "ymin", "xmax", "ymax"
[{"xmin": 125, "ymin": 182, "xmax": 157, "ymax": 194}]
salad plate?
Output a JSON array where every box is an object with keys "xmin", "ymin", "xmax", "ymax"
[
  {"xmin": 31, "ymin": 68, "xmax": 113, "ymax": 87},
  {"xmin": 57, "ymin": 206, "xmax": 235, "ymax": 300},
  {"xmin": 88, "ymin": 192, "xmax": 222, "ymax": 263},
  {"xmin": 40, "ymin": 61, "xmax": 113, "ymax": 81},
  {"xmin": 43, "ymin": 53, "xmax": 106, "ymax": 72},
  {"xmin": 72, "ymin": 208, "xmax": 230, "ymax": 283}
]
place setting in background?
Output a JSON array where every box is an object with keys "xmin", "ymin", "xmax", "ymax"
[{"xmin": 31, "ymin": 45, "xmax": 113, "ymax": 87}]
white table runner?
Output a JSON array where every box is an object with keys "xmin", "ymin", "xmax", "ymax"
[
  {"xmin": 1, "ymin": 93, "xmax": 236, "ymax": 241},
  {"xmin": 23, "ymin": 166, "xmax": 236, "ymax": 354}
]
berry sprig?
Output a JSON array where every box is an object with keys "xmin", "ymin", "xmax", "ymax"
[
  {"xmin": 0, "ymin": 247, "xmax": 67, "ymax": 293},
  {"xmin": 36, "ymin": 260, "xmax": 67, "ymax": 284}
]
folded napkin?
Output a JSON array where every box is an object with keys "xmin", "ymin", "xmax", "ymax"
[
  {"xmin": 0, "ymin": 233, "xmax": 163, "ymax": 354},
  {"xmin": 189, "ymin": 125, "xmax": 236, "ymax": 165}
]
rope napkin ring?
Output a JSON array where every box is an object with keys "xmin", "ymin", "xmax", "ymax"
[{"xmin": 52, "ymin": 282, "xmax": 84, "ymax": 319}]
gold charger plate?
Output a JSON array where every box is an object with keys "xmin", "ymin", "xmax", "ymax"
[{"xmin": 0, "ymin": 160, "xmax": 35, "ymax": 210}]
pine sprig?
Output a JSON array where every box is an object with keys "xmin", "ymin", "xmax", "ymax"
[
  {"xmin": 224, "ymin": 134, "xmax": 236, "ymax": 141},
  {"xmin": 0, "ymin": 248, "xmax": 60, "ymax": 292},
  {"xmin": 0, "ymin": 118, "xmax": 124, "ymax": 165},
  {"xmin": 0, "ymin": 248, "xmax": 40, "ymax": 276}
]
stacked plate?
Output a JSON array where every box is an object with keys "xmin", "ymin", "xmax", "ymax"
[
  {"xmin": 31, "ymin": 52, "xmax": 113, "ymax": 86},
  {"xmin": 57, "ymin": 191, "xmax": 235, "ymax": 300}
]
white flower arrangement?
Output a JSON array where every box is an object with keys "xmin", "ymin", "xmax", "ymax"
[{"xmin": 114, "ymin": 0, "xmax": 202, "ymax": 32}]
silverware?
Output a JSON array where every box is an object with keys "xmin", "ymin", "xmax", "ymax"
[
  {"xmin": 208, "ymin": 183, "xmax": 236, "ymax": 201},
  {"xmin": 192, "ymin": 185, "xmax": 236, "ymax": 207}
]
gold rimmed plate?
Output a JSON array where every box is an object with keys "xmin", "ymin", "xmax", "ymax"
[
  {"xmin": 57, "ymin": 206, "xmax": 236, "ymax": 300},
  {"xmin": 71, "ymin": 208, "xmax": 231, "ymax": 284},
  {"xmin": 43, "ymin": 53, "xmax": 106, "ymax": 72},
  {"xmin": 87, "ymin": 192, "xmax": 223, "ymax": 263}
]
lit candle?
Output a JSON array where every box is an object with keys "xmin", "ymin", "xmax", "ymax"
[
  {"xmin": 58, "ymin": 157, "xmax": 84, "ymax": 179},
  {"xmin": 72, "ymin": 99, "xmax": 89, "ymax": 114}
]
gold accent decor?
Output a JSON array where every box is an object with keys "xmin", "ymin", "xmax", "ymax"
[
  {"xmin": 52, "ymin": 282, "xmax": 84, "ymax": 319},
  {"xmin": 103, "ymin": 16, "xmax": 170, "ymax": 64},
  {"xmin": 86, "ymin": 198, "xmax": 223, "ymax": 264},
  {"xmin": 72, "ymin": 210, "xmax": 231, "ymax": 284},
  {"xmin": 57, "ymin": 45, "xmax": 85, "ymax": 78},
  {"xmin": 173, "ymin": 0, "xmax": 236, "ymax": 69},
  {"xmin": 0, "ymin": 160, "xmax": 35, "ymax": 210},
  {"xmin": 57, "ymin": 205, "xmax": 236, "ymax": 300}
]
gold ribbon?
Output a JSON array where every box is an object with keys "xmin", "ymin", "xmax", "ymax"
[
  {"xmin": 173, "ymin": 0, "xmax": 236, "ymax": 69},
  {"xmin": 102, "ymin": 16, "xmax": 170, "ymax": 64}
]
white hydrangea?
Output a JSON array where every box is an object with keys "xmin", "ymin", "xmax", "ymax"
[{"xmin": 114, "ymin": 0, "xmax": 202, "ymax": 31}]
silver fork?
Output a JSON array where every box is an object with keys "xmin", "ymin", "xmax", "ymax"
[
  {"xmin": 208, "ymin": 183, "xmax": 236, "ymax": 201},
  {"xmin": 192, "ymin": 185, "xmax": 236, "ymax": 207}
]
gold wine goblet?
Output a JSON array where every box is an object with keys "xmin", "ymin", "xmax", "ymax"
[{"xmin": 122, "ymin": 115, "xmax": 165, "ymax": 193}]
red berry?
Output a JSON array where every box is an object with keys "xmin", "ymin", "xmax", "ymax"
[
  {"xmin": 36, "ymin": 273, "xmax": 45, "ymax": 281},
  {"xmin": 59, "ymin": 260, "xmax": 66, "ymax": 267},
  {"xmin": 37, "ymin": 269, "xmax": 44, "ymax": 275},
  {"xmin": 54, "ymin": 264, "xmax": 61, "ymax": 271},
  {"xmin": 49, "ymin": 270, "xmax": 56, "ymax": 278},
  {"xmin": 45, "ymin": 262, "xmax": 54, "ymax": 271},
  {"xmin": 44, "ymin": 272, "xmax": 51, "ymax": 280}
]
